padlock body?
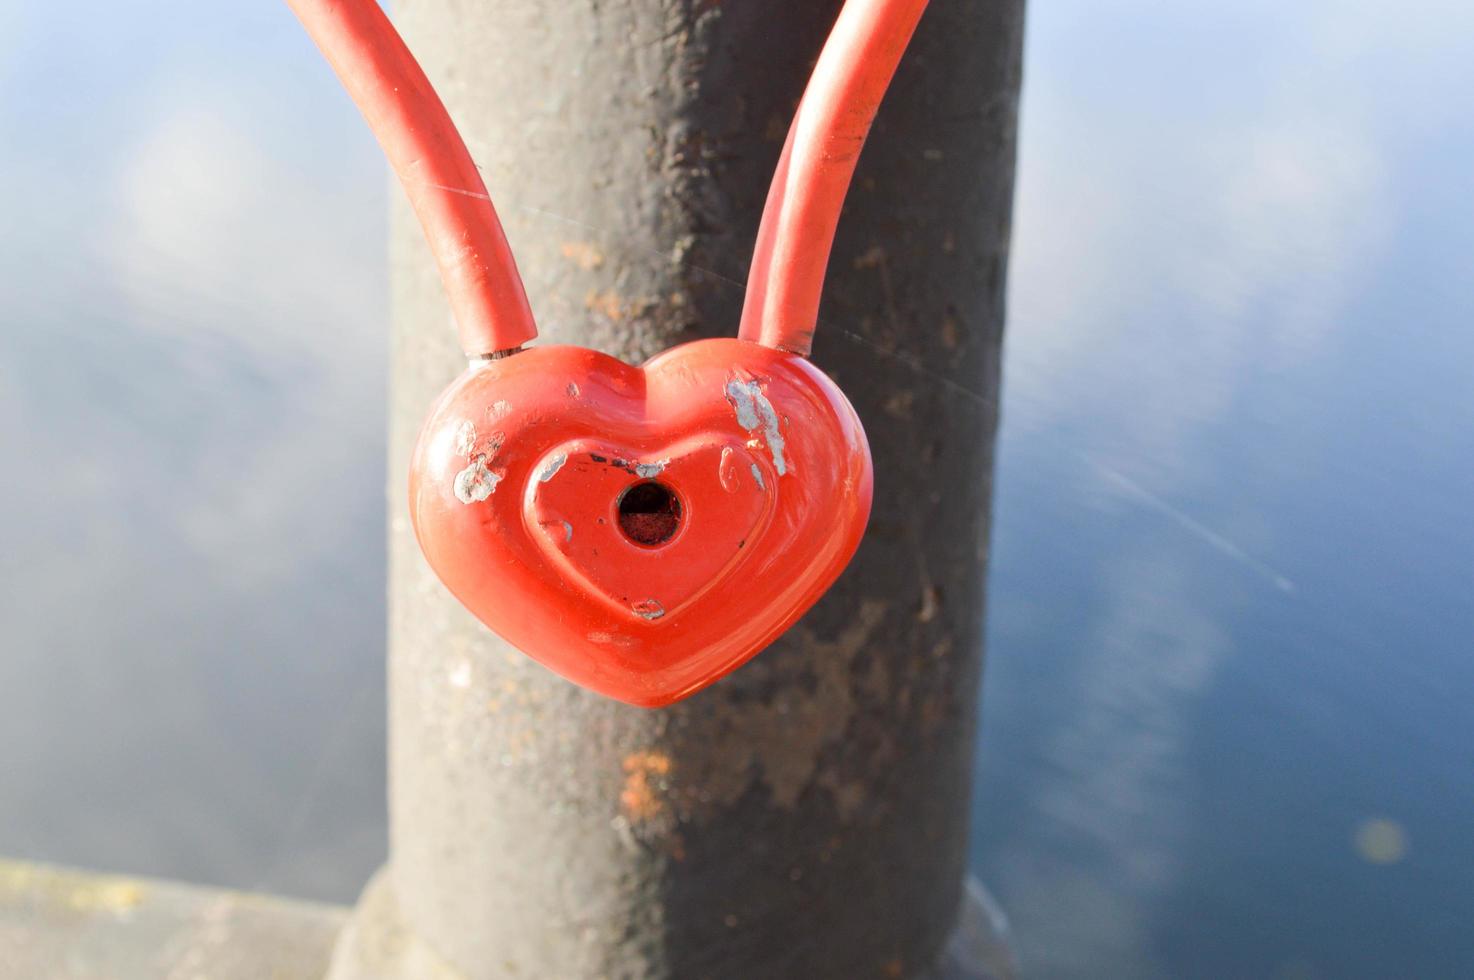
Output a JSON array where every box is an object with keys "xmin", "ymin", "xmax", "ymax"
[{"xmin": 409, "ymin": 338, "xmax": 873, "ymax": 706}]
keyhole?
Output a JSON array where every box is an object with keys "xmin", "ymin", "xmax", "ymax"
[{"xmin": 617, "ymin": 481, "xmax": 682, "ymax": 546}]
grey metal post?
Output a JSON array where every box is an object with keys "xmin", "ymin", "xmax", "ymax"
[{"xmin": 329, "ymin": 1, "xmax": 1024, "ymax": 977}]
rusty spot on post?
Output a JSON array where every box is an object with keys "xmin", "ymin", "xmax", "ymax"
[
  {"xmin": 559, "ymin": 241, "xmax": 605, "ymax": 269},
  {"xmin": 621, "ymin": 751, "xmax": 674, "ymax": 825}
]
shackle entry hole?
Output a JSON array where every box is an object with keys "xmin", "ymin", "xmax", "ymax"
[{"xmin": 617, "ymin": 481, "xmax": 682, "ymax": 546}]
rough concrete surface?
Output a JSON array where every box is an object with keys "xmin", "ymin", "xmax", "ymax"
[{"xmin": 0, "ymin": 858, "xmax": 344, "ymax": 979}]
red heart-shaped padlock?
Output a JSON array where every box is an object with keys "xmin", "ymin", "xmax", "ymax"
[
  {"xmin": 409, "ymin": 339, "xmax": 872, "ymax": 706},
  {"xmin": 293, "ymin": 0, "xmax": 923, "ymax": 704}
]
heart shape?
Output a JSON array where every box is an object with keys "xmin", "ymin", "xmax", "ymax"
[{"xmin": 409, "ymin": 338, "xmax": 873, "ymax": 706}]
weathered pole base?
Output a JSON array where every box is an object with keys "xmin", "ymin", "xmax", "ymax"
[{"xmin": 326, "ymin": 869, "xmax": 1015, "ymax": 980}]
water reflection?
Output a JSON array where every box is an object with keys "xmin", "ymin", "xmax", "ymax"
[
  {"xmin": 974, "ymin": 1, "xmax": 1474, "ymax": 976},
  {"xmin": 0, "ymin": 4, "xmax": 388, "ymax": 899}
]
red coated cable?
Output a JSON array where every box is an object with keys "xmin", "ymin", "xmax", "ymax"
[
  {"xmin": 738, "ymin": 0, "xmax": 928, "ymax": 357},
  {"xmin": 286, "ymin": 0, "xmax": 537, "ymax": 356}
]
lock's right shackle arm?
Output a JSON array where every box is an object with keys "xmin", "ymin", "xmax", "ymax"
[{"xmin": 738, "ymin": 0, "xmax": 929, "ymax": 358}]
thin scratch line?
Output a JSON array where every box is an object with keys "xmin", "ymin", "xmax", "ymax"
[
  {"xmin": 414, "ymin": 179, "xmax": 496, "ymax": 201},
  {"xmin": 1084, "ymin": 454, "xmax": 1296, "ymax": 593}
]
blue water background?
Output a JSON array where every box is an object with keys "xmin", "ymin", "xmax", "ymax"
[{"xmin": 1, "ymin": 3, "xmax": 1471, "ymax": 977}]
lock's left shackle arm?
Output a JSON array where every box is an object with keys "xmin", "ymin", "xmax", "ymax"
[{"xmin": 286, "ymin": 0, "xmax": 538, "ymax": 357}]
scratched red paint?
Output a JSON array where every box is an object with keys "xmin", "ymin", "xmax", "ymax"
[{"xmin": 409, "ymin": 339, "xmax": 873, "ymax": 707}]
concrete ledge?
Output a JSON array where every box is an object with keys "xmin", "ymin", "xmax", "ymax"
[
  {"xmin": 0, "ymin": 858, "xmax": 345, "ymax": 979},
  {"xmin": 0, "ymin": 857, "xmax": 1013, "ymax": 980}
]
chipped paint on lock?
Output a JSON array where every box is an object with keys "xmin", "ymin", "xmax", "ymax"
[
  {"xmin": 539, "ymin": 518, "xmax": 574, "ymax": 542},
  {"xmin": 538, "ymin": 452, "xmax": 568, "ymax": 483},
  {"xmin": 632, "ymin": 599, "xmax": 665, "ymax": 620},
  {"xmin": 725, "ymin": 380, "xmax": 761, "ymax": 428},
  {"xmin": 724, "ymin": 379, "xmax": 788, "ymax": 475},
  {"xmin": 589, "ymin": 631, "xmax": 638, "ymax": 648},
  {"xmin": 454, "ymin": 420, "xmax": 477, "ymax": 456},
  {"xmin": 488, "ymin": 399, "xmax": 512, "ymax": 420},
  {"xmin": 749, "ymin": 463, "xmax": 766, "ymax": 491},
  {"xmin": 453, "ymin": 457, "xmax": 501, "ymax": 503},
  {"xmin": 635, "ymin": 459, "xmax": 669, "ymax": 479},
  {"xmin": 566, "ymin": 382, "xmax": 581, "ymax": 399}
]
